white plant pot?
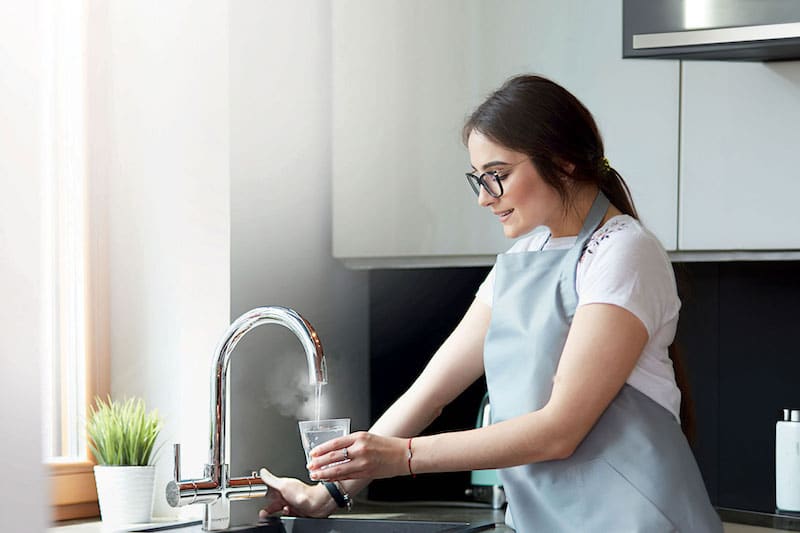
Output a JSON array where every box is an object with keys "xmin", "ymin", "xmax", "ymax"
[{"xmin": 94, "ymin": 465, "xmax": 155, "ymax": 526}]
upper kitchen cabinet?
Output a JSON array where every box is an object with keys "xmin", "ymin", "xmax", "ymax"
[
  {"xmin": 332, "ymin": 0, "xmax": 504, "ymax": 265},
  {"xmin": 333, "ymin": 0, "xmax": 680, "ymax": 265},
  {"xmin": 680, "ymin": 61, "xmax": 800, "ymax": 250}
]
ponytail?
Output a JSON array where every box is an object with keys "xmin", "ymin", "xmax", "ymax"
[{"xmin": 597, "ymin": 160, "xmax": 638, "ymax": 220}]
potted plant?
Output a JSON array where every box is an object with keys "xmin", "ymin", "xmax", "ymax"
[{"xmin": 87, "ymin": 396, "xmax": 163, "ymax": 526}]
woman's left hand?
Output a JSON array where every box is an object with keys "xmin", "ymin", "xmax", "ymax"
[{"xmin": 307, "ymin": 431, "xmax": 409, "ymax": 481}]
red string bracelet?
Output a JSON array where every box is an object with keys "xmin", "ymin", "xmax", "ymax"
[{"xmin": 407, "ymin": 437, "xmax": 416, "ymax": 478}]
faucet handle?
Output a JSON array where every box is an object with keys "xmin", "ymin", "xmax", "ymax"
[{"xmin": 173, "ymin": 443, "xmax": 181, "ymax": 481}]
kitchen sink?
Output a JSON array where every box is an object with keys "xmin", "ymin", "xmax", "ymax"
[{"xmin": 128, "ymin": 517, "xmax": 495, "ymax": 533}]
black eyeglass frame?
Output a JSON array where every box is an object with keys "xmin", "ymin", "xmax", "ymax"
[
  {"xmin": 465, "ymin": 170, "xmax": 507, "ymax": 198},
  {"xmin": 464, "ymin": 160, "xmax": 525, "ymax": 199}
]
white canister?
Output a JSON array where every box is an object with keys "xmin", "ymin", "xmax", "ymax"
[{"xmin": 776, "ymin": 409, "xmax": 800, "ymax": 512}]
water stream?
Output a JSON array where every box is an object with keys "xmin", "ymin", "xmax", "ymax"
[{"xmin": 314, "ymin": 382, "xmax": 324, "ymax": 423}]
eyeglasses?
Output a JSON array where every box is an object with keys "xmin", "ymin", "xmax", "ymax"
[{"xmin": 464, "ymin": 160, "xmax": 525, "ymax": 198}]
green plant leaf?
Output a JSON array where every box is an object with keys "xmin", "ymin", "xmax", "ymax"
[{"xmin": 86, "ymin": 395, "xmax": 163, "ymax": 466}]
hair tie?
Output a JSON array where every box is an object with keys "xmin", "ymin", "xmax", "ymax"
[{"xmin": 601, "ymin": 157, "xmax": 612, "ymax": 173}]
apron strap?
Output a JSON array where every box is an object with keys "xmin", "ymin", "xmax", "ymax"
[
  {"xmin": 577, "ymin": 191, "xmax": 610, "ymax": 243},
  {"xmin": 562, "ymin": 190, "xmax": 610, "ymax": 265}
]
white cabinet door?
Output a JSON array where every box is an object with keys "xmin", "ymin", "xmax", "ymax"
[
  {"xmin": 680, "ymin": 61, "xmax": 800, "ymax": 250},
  {"xmin": 332, "ymin": 0, "xmax": 507, "ymax": 263},
  {"xmin": 333, "ymin": 0, "xmax": 680, "ymax": 263}
]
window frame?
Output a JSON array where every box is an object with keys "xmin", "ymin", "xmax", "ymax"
[
  {"xmin": 48, "ymin": 300, "xmax": 109, "ymax": 522},
  {"xmin": 44, "ymin": 0, "xmax": 110, "ymax": 518}
]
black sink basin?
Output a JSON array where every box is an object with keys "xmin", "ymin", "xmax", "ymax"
[{"xmin": 128, "ymin": 516, "xmax": 494, "ymax": 533}]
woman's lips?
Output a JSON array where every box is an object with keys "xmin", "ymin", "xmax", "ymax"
[{"xmin": 495, "ymin": 208, "xmax": 514, "ymax": 222}]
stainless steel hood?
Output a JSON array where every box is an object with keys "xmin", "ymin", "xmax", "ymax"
[{"xmin": 623, "ymin": 0, "xmax": 800, "ymax": 61}]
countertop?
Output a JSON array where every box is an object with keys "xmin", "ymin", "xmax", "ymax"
[
  {"xmin": 48, "ymin": 502, "xmax": 797, "ymax": 533},
  {"xmin": 335, "ymin": 500, "xmax": 509, "ymax": 530}
]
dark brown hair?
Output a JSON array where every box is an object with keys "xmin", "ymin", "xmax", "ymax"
[
  {"xmin": 463, "ymin": 74, "xmax": 637, "ymax": 219},
  {"xmin": 464, "ymin": 74, "xmax": 694, "ymax": 441}
]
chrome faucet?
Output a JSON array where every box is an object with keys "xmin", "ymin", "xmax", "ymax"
[{"xmin": 166, "ymin": 306, "xmax": 327, "ymax": 530}]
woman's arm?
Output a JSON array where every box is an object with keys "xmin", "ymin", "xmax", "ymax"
[
  {"xmin": 260, "ymin": 298, "xmax": 491, "ymax": 513},
  {"xmin": 372, "ymin": 298, "xmax": 491, "ymax": 436},
  {"xmin": 329, "ymin": 298, "xmax": 490, "ymax": 494},
  {"xmin": 308, "ymin": 302, "xmax": 648, "ymax": 479}
]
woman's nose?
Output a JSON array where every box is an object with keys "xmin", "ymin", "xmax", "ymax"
[{"xmin": 477, "ymin": 186, "xmax": 495, "ymax": 207}]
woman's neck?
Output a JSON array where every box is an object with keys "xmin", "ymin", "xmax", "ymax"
[{"xmin": 549, "ymin": 186, "xmax": 621, "ymax": 238}]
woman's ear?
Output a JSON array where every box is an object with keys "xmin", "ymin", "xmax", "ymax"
[{"xmin": 553, "ymin": 157, "xmax": 576, "ymax": 178}]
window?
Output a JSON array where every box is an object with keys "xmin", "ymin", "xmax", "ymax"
[{"xmin": 42, "ymin": 1, "xmax": 109, "ymax": 522}]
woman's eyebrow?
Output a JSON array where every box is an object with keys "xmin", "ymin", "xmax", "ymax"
[{"xmin": 481, "ymin": 160, "xmax": 510, "ymax": 171}]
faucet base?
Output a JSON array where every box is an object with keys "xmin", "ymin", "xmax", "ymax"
[{"xmin": 203, "ymin": 497, "xmax": 230, "ymax": 531}]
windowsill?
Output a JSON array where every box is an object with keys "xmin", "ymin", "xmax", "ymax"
[
  {"xmin": 48, "ymin": 459, "xmax": 100, "ymax": 521},
  {"xmin": 47, "ymin": 518, "xmax": 101, "ymax": 533}
]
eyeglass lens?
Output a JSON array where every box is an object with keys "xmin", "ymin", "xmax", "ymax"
[{"xmin": 466, "ymin": 172, "xmax": 503, "ymax": 198}]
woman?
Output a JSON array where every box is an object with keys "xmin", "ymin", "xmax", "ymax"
[{"xmin": 259, "ymin": 75, "xmax": 722, "ymax": 532}]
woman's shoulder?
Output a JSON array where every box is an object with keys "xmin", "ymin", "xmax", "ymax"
[
  {"xmin": 577, "ymin": 215, "xmax": 680, "ymax": 335},
  {"xmin": 582, "ymin": 215, "xmax": 668, "ymax": 265}
]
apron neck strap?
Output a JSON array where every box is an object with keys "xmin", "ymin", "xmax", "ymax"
[
  {"xmin": 537, "ymin": 191, "xmax": 610, "ymax": 252},
  {"xmin": 575, "ymin": 190, "xmax": 610, "ymax": 244}
]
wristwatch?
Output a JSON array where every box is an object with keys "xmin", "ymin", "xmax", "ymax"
[{"xmin": 322, "ymin": 481, "xmax": 352, "ymax": 511}]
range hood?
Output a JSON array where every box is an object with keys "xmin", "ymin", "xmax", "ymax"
[{"xmin": 623, "ymin": 0, "xmax": 800, "ymax": 61}]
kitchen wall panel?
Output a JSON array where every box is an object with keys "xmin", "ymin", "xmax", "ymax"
[{"xmin": 90, "ymin": 1, "xmax": 231, "ymax": 518}]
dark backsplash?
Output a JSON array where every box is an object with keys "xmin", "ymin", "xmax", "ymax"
[
  {"xmin": 368, "ymin": 267, "xmax": 490, "ymax": 502},
  {"xmin": 678, "ymin": 261, "xmax": 800, "ymax": 513},
  {"xmin": 368, "ymin": 261, "xmax": 800, "ymax": 512}
]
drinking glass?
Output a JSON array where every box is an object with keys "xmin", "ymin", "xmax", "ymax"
[{"xmin": 298, "ymin": 418, "xmax": 350, "ymax": 464}]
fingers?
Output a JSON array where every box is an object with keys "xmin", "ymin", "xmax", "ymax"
[
  {"xmin": 307, "ymin": 440, "xmax": 370, "ymax": 480},
  {"xmin": 260, "ymin": 497, "xmax": 287, "ymax": 517},
  {"xmin": 307, "ymin": 448, "xmax": 350, "ymax": 470},
  {"xmin": 308, "ymin": 460, "xmax": 368, "ymax": 481},
  {"xmin": 259, "ymin": 467, "xmax": 287, "ymax": 491},
  {"xmin": 308, "ymin": 431, "xmax": 371, "ymax": 471},
  {"xmin": 310, "ymin": 433, "xmax": 359, "ymax": 458},
  {"xmin": 259, "ymin": 467, "xmax": 290, "ymax": 516},
  {"xmin": 307, "ymin": 432, "xmax": 408, "ymax": 481}
]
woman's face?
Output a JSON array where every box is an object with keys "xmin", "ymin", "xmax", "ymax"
[{"xmin": 467, "ymin": 130, "xmax": 564, "ymax": 239}]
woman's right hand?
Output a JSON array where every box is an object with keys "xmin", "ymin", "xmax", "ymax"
[{"xmin": 258, "ymin": 467, "xmax": 338, "ymax": 519}]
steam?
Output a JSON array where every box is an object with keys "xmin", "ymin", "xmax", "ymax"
[{"xmin": 261, "ymin": 352, "xmax": 324, "ymax": 421}]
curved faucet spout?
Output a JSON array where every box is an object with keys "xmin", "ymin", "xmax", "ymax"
[
  {"xmin": 168, "ymin": 306, "xmax": 327, "ymax": 530},
  {"xmin": 210, "ymin": 306, "xmax": 327, "ymax": 470}
]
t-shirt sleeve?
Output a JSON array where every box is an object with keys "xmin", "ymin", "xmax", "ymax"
[
  {"xmin": 476, "ymin": 266, "xmax": 496, "ymax": 307},
  {"xmin": 577, "ymin": 227, "xmax": 680, "ymax": 338}
]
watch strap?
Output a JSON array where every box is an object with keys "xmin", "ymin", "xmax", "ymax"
[{"xmin": 322, "ymin": 481, "xmax": 351, "ymax": 510}]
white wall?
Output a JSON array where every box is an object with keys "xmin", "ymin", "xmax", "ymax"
[
  {"xmin": 0, "ymin": 1, "xmax": 47, "ymax": 530},
  {"xmin": 88, "ymin": 1, "xmax": 369, "ymax": 526},
  {"xmin": 229, "ymin": 0, "xmax": 370, "ymax": 524},
  {"xmin": 87, "ymin": 0, "xmax": 231, "ymax": 519}
]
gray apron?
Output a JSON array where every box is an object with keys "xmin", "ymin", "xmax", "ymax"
[{"xmin": 483, "ymin": 192, "xmax": 722, "ymax": 532}]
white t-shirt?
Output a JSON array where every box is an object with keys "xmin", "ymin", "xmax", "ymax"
[{"xmin": 476, "ymin": 215, "xmax": 682, "ymax": 421}]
